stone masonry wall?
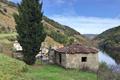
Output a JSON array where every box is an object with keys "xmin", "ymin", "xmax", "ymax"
[{"xmin": 65, "ymin": 53, "xmax": 99, "ymax": 71}]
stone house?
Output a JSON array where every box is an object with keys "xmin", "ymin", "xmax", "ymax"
[{"xmin": 49, "ymin": 44, "xmax": 99, "ymax": 71}]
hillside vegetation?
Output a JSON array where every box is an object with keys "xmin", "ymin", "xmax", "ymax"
[
  {"xmin": 0, "ymin": 1, "xmax": 89, "ymax": 47},
  {"xmin": 95, "ymin": 26, "xmax": 120, "ymax": 63},
  {"xmin": 43, "ymin": 16, "xmax": 88, "ymax": 45}
]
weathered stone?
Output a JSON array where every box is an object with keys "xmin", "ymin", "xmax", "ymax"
[{"xmin": 49, "ymin": 44, "xmax": 99, "ymax": 71}]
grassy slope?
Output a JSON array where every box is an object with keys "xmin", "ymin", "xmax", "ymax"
[
  {"xmin": 0, "ymin": 33, "xmax": 16, "ymax": 56},
  {"xmin": 0, "ymin": 53, "xmax": 31, "ymax": 80},
  {"xmin": 27, "ymin": 65, "xmax": 97, "ymax": 80},
  {"xmin": 0, "ymin": 1, "xmax": 17, "ymax": 29},
  {"xmin": 0, "ymin": 53, "xmax": 97, "ymax": 80}
]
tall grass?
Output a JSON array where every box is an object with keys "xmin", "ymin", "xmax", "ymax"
[
  {"xmin": 0, "ymin": 53, "xmax": 31, "ymax": 80},
  {"xmin": 27, "ymin": 64, "xmax": 97, "ymax": 80}
]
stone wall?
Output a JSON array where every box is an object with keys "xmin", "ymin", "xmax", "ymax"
[
  {"xmin": 48, "ymin": 49, "xmax": 55, "ymax": 64},
  {"xmin": 65, "ymin": 53, "xmax": 99, "ymax": 71},
  {"xmin": 55, "ymin": 53, "xmax": 66, "ymax": 68}
]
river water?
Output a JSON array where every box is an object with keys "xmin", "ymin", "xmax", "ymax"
[
  {"xmin": 98, "ymin": 51, "xmax": 117, "ymax": 65},
  {"xmin": 99, "ymin": 50, "xmax": 120, "ymax": 72}
]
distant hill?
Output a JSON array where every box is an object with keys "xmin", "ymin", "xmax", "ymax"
[
  {"xmin": 83, "ymin": 34, "xmax": 98, "ymax": 40},
  {"xmin": 95, "ymin": 26, "xmax": 120, "ymax": 47},
  {"xmin": 0, "ymin": 1, "xmax": 90, "ymax": 48}
]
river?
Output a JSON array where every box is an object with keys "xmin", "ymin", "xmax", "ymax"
[
  {"xmin": 99, "ymin": 50, "xmax": 120, "ymax": 72},
  {"xmin": 98, "ymin": 51, "xmax": 117, "ymax": 65}
]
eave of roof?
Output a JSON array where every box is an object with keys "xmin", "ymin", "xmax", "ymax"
[{"xmin": 55, "ymin": 44, "xmax": 98, "ymax": 54}]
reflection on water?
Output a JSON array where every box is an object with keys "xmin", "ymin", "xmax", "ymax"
[
  {"xmin": 98, "ymin": 51, "xmax": 117, "ymax": 65},
  {"xmin": 99, "ymin": 51, "xmax": 120, "ymax": 72}
]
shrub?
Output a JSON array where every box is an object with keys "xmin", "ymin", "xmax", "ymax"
[
  {"xmin": 98, "ymin": 63, "xmax": 120, "ymax": 80},
  {"xmin": 49, "ymin": 31, "xmax": 68, "ymax": 44}
]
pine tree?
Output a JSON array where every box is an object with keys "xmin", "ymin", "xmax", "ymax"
[{"xmin": 14, "ymin": 0, "xmax": 46, "ymax": 65}]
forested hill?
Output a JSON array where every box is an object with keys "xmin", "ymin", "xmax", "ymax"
[
  {"xmin": 95, "ymin": 26, "xmax": 120, "ymax": 48},
  {"xmin": 0, "ymin": 0, "xmax": 89, "ymax": 47},
  {"xmin": 95, "ymin": 26, "xmax": 120, "ymax": 63}
]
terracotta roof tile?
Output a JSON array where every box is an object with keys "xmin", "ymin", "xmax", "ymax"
[{"xmin": 55, "ymin": 44, "xmax": 98, "ymax": 54}]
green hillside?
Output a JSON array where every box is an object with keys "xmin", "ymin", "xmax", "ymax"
[
  {"xmin": 95, "ymin": 26, "xmax": 120, "ymax": 63},
  {"xmin": 43, "ymin": 16, "xmax": 88, "ymax": 45},
  {"xmin": 95, "ymin": 26, "xmax": 120, "ymax": 48}
]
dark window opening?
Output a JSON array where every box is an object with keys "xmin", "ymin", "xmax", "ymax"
[
  {"xmin": 54, "ymin": 52, "xmax": 57, "ymax": 63},
  {"xmin": 81, "ymin": 57, "xmax": 87, "ymax": 62},
  {"xmin": 59, "ymin": 53, "xmax": 62, "ymax": 64}
]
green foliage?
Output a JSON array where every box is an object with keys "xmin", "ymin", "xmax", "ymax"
[
  {"xmin": 98, "ymin": 63, "xmax": 120, "ymax": 80},
  {"xmin": 49, "ymin": 31, "xmax": 68, "ymax": 44},
  {"xmin": 14, "ymin": 0, "xmax": 46, "ymax": 65},
  {"xmin": 47, "ymin": 30, "xmax": 76, "ymax": 45},
  {"xmin": 66, "ymin": 37, "xmax": 75, "ymax": 45}
]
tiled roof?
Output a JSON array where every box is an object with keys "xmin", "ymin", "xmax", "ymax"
[{"xmin": 55, "ymin": 44, "xmax": 98, "ymax": 54}]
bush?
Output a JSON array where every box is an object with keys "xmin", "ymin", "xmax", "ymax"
[
  {"xmin": 49, "ymin": 31, "xmax": 68, "ymax": 44},
  {"xmin": 98, "ymin": 63, "xmax": 120, "ymax": 80}
]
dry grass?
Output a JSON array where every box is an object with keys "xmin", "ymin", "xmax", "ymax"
[{"xmin": 0, "ymin": 1, "xmax": 17, "ymax": 29}]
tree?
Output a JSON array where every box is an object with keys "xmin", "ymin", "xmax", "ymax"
[{"xmin": 14, "ymin": 0, "xmax": 46, "ymax": 65}]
